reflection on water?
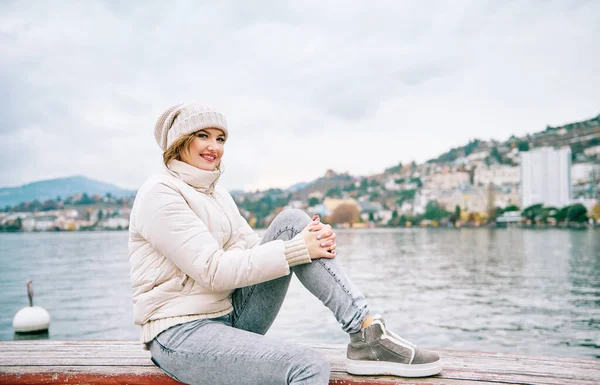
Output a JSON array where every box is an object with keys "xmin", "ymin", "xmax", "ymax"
[{"xmin": 0, "ymin": 229, "xmax": 598, "ymax": 358}]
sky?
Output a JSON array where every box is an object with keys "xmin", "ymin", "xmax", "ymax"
[{"xmin": 1, "ymin": 0, "xmax": 599, "ymax": 192}]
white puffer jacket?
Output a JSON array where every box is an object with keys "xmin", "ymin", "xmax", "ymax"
[{"xmin": 128, "ymin": 160, "xmax": 311, "ymax": 344}]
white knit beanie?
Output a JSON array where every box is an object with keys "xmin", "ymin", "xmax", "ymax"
[{"xmin": 154, "ymin": 103, "xmax": 229, "ymax": 151}]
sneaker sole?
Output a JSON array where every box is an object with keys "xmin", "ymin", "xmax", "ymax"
[{"xmin": 346, "ymin": 358, "xmax": 442, "ymax": 377}]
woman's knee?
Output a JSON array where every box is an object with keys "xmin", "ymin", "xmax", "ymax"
[
  {"xmin": 272, "ymin": 209, "xmax": 311, "ymax": 229},
  {"xmin": 290, "ymin": 350, "xmax": 331, "ymax": 384}
]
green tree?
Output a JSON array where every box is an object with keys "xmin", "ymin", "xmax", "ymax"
[
  {"xmin": 78, "ymin": 193, "xmax": 94, "ymax": 205},
  {"xmin": 567, "ymin": 204, "xmax": 588, "ymax": 223},
  {"xmin": 449, "ymin": 205, "xmax": 461, "ymax": 225},
  {"xmin": 504, "ymin": 204, "xmax": 520, "ymax": 212},
  {"xmin": 517, "ymin": 142, "xmax": 530, "ymax": 152},
  {"xmin": 424, "ymin": 201, "xmax": 449, "ymax": 221},
  {"xmin": 555, "ymin": 205, "xmax": 571, "ymax": 222},
  {"xmin": 325, "ymin": 186, "xmax": 343, "ymax": 198},
  {"xmin": 307, "ymin": 197, "xmax": 321, "ymax": 207},
  {"xmin": 490, "ymin": 147, "xmax": 502, "ymax": 163},
  {"xmin": 541, "ymin": 207, "xmax": 559, "ymax": 223},
  {"xmin": 399, "ymin": 215, "xmax": 408, "ymax": 226},
  {"xmin": 409, "ymin": 177, "xmax": 423, "ymax": 188},
  {"xmin": 1, "ymin": 217, "xmax": 22, "ymax": 232},
  {"xmin": 464, "ymin": 139, "xmax": 481, "ymax": 156},
  {"xmin": 522, "ymin": 204, "xmax": 543, "ymax": 224},
  {"xmin": 385, "ymin": 162, "xmax": 403, "ymax": 173}
]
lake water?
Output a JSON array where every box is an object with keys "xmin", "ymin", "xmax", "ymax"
[{"xmin": 0, "ymin": 229, "xmax": 598, "ymax": 358}]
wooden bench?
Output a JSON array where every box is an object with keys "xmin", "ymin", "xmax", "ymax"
[{"xmin": 0, "ymin": 341, "xmax": 597, "ymax": 384}]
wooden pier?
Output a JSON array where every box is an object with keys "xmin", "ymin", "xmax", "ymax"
[{"xmin": 0, "ymin": 340, "xmax": 598, "ymax": 384}]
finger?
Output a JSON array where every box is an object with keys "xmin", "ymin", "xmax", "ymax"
[
  {"xmin": 308, "ymin": 222, "xmax": 325, "ymax": 232},
  {"xmin": 312, "ymin": 214, "xmax": 320, "ymax": 222},
  {"xmin": 319, "ymin": 240, "xmax": 333, "ymax": 248},
  {"xmin": 323, "ymin": 249, "xmax": 336, "ymax": 258},
  {"xmin": 329, "ymin": 243, "xmax": 336, "ymax": 252},
  {"xmin": 316, "ymin": 230, "xmax": 333, "ymax": 240}
]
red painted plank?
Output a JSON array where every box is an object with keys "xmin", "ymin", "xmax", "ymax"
[{"xmin": 0, "ymin": 372, "xmax": 181, "ymax": 385}]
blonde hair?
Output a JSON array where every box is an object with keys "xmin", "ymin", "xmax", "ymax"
[
  {"xmin": 163, "ymin": 133, "xmax": 196, "ymax": 166},
  {"xmin": 162, "ymin": 132, "xmax": 222, "ymax": 171}
]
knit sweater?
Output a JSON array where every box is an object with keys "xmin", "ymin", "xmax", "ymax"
[{"xmin": 128, "ymin": 160, "xmax": 311, "ymax": 345}]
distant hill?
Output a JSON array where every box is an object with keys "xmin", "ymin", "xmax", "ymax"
[
  {"xmin": 428, "ymin": 112, "xmax": 600, "ymax": 165},
  {"xmin": 286, "ymin": 181, "xmax": 310, "ymax": 192},
  {"xmin": 0, "ymin": 176, "xmax": 136, "ymax": 208}
]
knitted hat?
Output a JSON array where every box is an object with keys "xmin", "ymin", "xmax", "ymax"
[{"xmin": 154, "ymin": 103, "xmax": 229, "ymax": 151}]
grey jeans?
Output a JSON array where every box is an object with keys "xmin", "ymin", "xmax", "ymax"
[{"xmin": 147, "ymin": 209, "xmax": 370, "ymax": 385}]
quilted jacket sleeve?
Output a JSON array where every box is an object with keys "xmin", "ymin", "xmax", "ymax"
[{"xmin": 134, "ymin": 182, "xmax": 309, "ymax": 292}]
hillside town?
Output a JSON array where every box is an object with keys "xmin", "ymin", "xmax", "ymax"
[{"xmin": 1, "ymin": 114, "xmax": 600, "ymax": 232}]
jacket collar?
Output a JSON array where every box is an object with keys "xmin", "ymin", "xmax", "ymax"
[{"xmin": 165, "ymin": 159, "xmax": 222, "ymax": 194}]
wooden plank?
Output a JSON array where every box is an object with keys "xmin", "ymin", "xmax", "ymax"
[
  {"xmin": 0, "ymin": 341, "xmax": 598, "ymax": 385},
  {"xmin": 0, "ymin": 368, "xmax": 181, "ymax": 385},
  {"xmin": 317, "ymin": 346, "xmax": 600, "ymax": 382},
  {"xmin": 5, "ymin": 341, "xmax": 593, "ymax": 366},
  {"xmin": 0, "ymin": 369, "xmax": 489, "ymax": 385},
  {"xmin": 0, "ymin": 367, "xmax": 595, "ymax": 385},
  {"xmin": 6, "ymin": 349, "xmax": 599, "ymax": 376}
]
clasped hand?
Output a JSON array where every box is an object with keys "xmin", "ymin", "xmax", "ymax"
[{"xmin": 300, "ymin": 214, "xmax": 337, "ymax": 260}]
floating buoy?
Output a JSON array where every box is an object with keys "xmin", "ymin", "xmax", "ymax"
[{"xmin": 13, "ymin": 280, "xmax": 50, "ymax": 333}]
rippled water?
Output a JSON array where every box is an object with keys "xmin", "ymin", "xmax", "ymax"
[{"xmin": 0, "ymin": 229, "xmax": 598, "ymax": 358}]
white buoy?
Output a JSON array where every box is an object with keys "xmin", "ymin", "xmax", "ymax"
[{"xmin": 13, "ymin": 280, "xmax": 50, "ymax": 333}]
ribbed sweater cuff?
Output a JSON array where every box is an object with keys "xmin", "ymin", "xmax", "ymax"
[{"xmin": 283, "ymin": 235, "xmax": 311, "ymax": 267}]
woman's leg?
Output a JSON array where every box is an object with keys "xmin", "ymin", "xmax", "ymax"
[
  {"xmin": 148, "ymin": 316, "xmax": 330, "ymax": 385},
  {"xmin": 232, "ymin": 209, "xmax": 369, "ymax": 335},
  {"xmin": 232, "ymin": 209, "xmax": 441, "ymax": 378}
]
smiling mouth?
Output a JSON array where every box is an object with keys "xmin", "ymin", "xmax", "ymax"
[{"xmin": 201, "ymin": 154, "xmax": 216, "ymax": 162}]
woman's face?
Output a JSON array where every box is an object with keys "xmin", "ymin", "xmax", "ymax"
[{"xmin": 180, "ymin": 128, "xmax": 226, "ymax": 171}]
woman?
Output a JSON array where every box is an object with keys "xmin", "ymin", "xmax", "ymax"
[{"xmin": 128, "ymin": 103, "xmax": 441, "ymax": 385}]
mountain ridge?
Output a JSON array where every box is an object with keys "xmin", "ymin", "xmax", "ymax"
[
  {"xmin": 0, "ymin": 176, "xmax": 136, "ymax": 208},
  {"xmin": 3, "ymin": 112, "xmax": 598, "ymax": 209}
]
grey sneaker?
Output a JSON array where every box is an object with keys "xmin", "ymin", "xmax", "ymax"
[{"xmin": 346, "ymin": 315, "xmax": 441, "ymax": 377}]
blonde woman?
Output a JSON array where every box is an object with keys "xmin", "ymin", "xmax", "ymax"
[{"xmin": 128, "ymin": 103, "xmax": 441, "ymax": 385}]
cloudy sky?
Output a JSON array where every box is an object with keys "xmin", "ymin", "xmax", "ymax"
[{"xmin": 1, "ymin": 1, "xmax": 598, "ymax": 191}]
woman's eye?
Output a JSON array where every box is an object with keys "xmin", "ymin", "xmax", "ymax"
[
  {"xmin": 217, "ymin": 138, "xmax": 225, "ymax": 143},
  {"xmin": 197, "ymin": 133, "xmax": 208, "ymax": 138}
]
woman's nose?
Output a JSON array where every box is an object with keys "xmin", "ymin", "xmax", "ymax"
[{"xmin": 206, "ymin": 139, "xmax": 218, "ymax": 149}]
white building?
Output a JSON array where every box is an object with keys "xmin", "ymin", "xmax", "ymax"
[
  {"xmin": 102, "ymin": 217, "xmax": 129, "ymax": 230},
  {"xmin": 521, "ymin": 147, "xmax": 571, "ymax": 208},
  {"xmin": 474, "ymin": 165, "xmax": 520, "ymax": 186},
  {"xmin": 584, "ymin": 145, "xmax": 600, "ymax": 157},
  {"xmin": 572, "ymin": 163, "xmax": 599, "ymax": 185},
  {"xmin": 427, "ymin": 172, "xmax": 470, "ymax": 190},
  {"xmin": 466, "ymin": 151, "xmax": 489, "ymax": 164}
]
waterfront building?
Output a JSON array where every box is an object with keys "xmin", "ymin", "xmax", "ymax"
[
  {"xmin": 520, "ymin": 147, "xmax": 571, "ymax": 208},
  {"xmin": 427, "ymin": 171, "xmax": 470, "ymax": 190},
  {"xmin": 474, "ymin": 165, "xmax": 520, "ymax": 187}
]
